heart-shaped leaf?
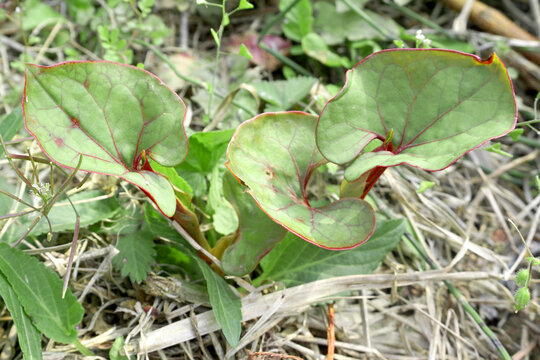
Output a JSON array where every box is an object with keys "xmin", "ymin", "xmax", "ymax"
[
  {"xmin": 226, "ymin": 112, "xmax": 375, "ymax": 249},
  {"xmin": 316, "ymin": 49, "xmax": 517, "ymax": 181},
  {"xmin": 220, "ymin": 172, "xmax": 288, "ymax": 276},
  {"xmin": 23, "ymin": 61, "xmax": 188, "ymax": 216}
]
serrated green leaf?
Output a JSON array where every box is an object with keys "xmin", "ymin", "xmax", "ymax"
[
  {"xmin": 112, "ymin": 221, "xmax": 156, "ymax": 283},
  {"xmin": 0, "ymin": 244, "xmax": 84, "ymax": 344},
  {"xmin": 23, "ymin": 61, "xmax": 188, "ymax": 216},
  {"xmin": 317, "ymin": 49, "xmax": 517, "ymax": 182},
  {"xmin": 0, "ymin": 274, "xmax": 42, "ymax": 360},
  {"xmin": 227, "ymin": 112, "xmax": 375, "ymax": 249},
  {"xmin": 194, "ymin": 257, "xmax": 241, "ymax": 346},
  {"xmin": 1, "ymin": 190, "xmax": 120, "ymax": 244},
  {"xmin": 251, "ymin": 77, "xmax": 316, "ymax": 111},
  {"xmin": 257, "ymin": 219, "xmax": 405, "ymax": 286},
  {"xmin": 0, "ymin": 105, "xmax": 23, "ymax": 158}
]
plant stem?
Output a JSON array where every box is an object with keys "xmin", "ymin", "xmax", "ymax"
[
  {"xmin": 257, "ymin": 0, "xmax": 312, "ymax": 77},
  {"xmin": 73, "ymin": 339, "xmax": 94, "ymax": 356}
]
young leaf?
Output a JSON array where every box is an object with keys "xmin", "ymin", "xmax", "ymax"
[
  {"xmin": 112, "ymin": 220, "xmax": 156, "ymax": 283},
  {"xmin": 238, "ymin": 43, "xmax": 253, "ymax": 60},
  {"xmin": 221, "ymin": 172, "xmax": 288, "ymax": 276},
  {"xmin": 316, "ymin": 49, "xmax": 517, "ymax": 182},
  {"xmin": 417, "ymin": 180, "xmax": 435, "ymax": 193},
  {"xmin": 23, "ymin": 61, "xmax": 188, "ymax": 216},
  {"xmin": 485, "ymin": 142, "xmax": 512, "ymax": 158},
  {"xmin": 226, "ymin": 112, "xmax": 375, "ymax": 249},
  {"xmin": 0, "ymin": 274, "xmax": 42, "ymax": 360},
  {"xmin": 193, "ymin": 257, "xmax": 242, "ymax": 346},
  {"xmin": 0, "ymin": 244, "xmax": 84, "ymax": 344},
  {"xmin": 237, "ymin": 0, "xmax": 254, "ymax": 10},
  {"xmin": 257, "ymin": 219, "xmax": 405, "ymax": 286}
]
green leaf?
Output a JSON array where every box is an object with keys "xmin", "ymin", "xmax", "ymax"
[
  {"xmin": 23, "ymin": 61, "xmax": 188, "ymax": 216},
  {"xmin": 280, "ymin": 0, "xmax": 313, "ymax": 42},
  {"xmin": 176, "ymin": 129, "xmax": 235, "ymax": 197},
  {"xmin": 0, "ymin": 274, "xmax": 42, "ymax": 360},
  {"xmin": 417, "ymin": 180, "xmax": 435, "ymax": 193},
  {"xmin": 301, "ymin": 33, "xmax": 350, "ymax": 68},
  {"xmin": 238, "ymin": 43, "xmax": 253, "ymax": 60},
  {"xmin": 316, "ymin": 49, "xmax": 517, "ymax": 182},
  {"xmin": 485, "ymin": 142, "xmax": 512, "ymax": 158},
  {"xmin": 514, "ymin": 287, "xmax": 530, "ymax": 312},
  {"xmin": 109, "ymin": 337, "xmax": 129, "ymax": 360},
  {"xmin": 226, "ymin": 112, "xmax": 375, "ymax": 249},
  {"xmin": 208, "ymin": 167, "xmax": 238, "ymax": 235},
  {"xmin": 257, "ymin": 219, "xmax": 405, "ymax": 286},
  {"xmin": 221, "ymin": 172, "xmax": 288, "ymax": 276},
  {"xmin": 149, "ymin": 160, "xmax": 193, "ymax": 199},
  {"xmin": 1, "ymin": 190, "xmax": 121, "ymax": 244},
  {"xmin": 313, "ymin": 2, "xmax": 398, "ymax": 45},
  {"xmin": 22, "ymin": 0, "xmax": 64, "ymax": 31},
  {"xmin": 237, "ymin": 0, "xmax": 254, "ymax": 10},
  {"xmin": 0, "ymin": 105, "xmax": 23, "ymax": 158},
  {"xmin": 251, "ymin": 77, "xmax": 316, "ymax": 111},
  {"xmin": 508, "ymin": 128, "xmax": 523, "ymax": 142},
  {"xmin": 194, "ymin": 257, "xmax": 241, "ymax": 346},
  {"xmin": 210, "ymin": 28, "xmax": 220, "ymax": 46},
  {"xmin": 112, "ymin": 220, "xmax": 156, "ymax": 283},
  {"xmin": 0, "ymin": 244, "xmax": 84, "ymax": 344},
  {"xmin": 515, "ymin": 269, "xmax": 529, "ymax": 287}
]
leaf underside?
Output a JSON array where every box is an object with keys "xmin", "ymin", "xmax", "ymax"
[
  {"xmin": 23, "ymin": 61, "xmax": 188, "ymax": 216},
  {"xmin": 221, "ymin": 172, "xmax": 288, "ymax": 276},
  {"xmin": 316, "ymin": 49, "xmax": 517, "ymax": 181},
  {"xmin": 226, "ymin": 112, "xmax": 375, "ymax": 249}
]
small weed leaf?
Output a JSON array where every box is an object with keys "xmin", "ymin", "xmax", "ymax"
[
  {"xmin": 226, "ymin": 112, "xmax": 375, "ymax": 249},
  {"xmin": 316, "ymin": 49, "xmax": 517, "ymax": 182},
  {"xmin": 23, "ymin": 61, "xmax": 188, "ymax": 216}
]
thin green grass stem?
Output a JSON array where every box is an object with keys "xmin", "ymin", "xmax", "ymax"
[
  {"xmin": 404, "ymin": 232, "xmax": 512, "ymax": 360},
  {"xmin": 134, "ymin": 39, "xmax": 256, "ymax": 117}
]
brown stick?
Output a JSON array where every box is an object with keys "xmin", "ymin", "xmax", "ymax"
[
  {"xmin": 441, "ymin": 0, "xmax": 540, "ymax": 66},
  {"xmin": 326, "ymin": 303, "xmax": 335, "ymax": 360}
]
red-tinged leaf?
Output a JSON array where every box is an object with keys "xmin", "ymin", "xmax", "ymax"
[
  {"xmin": 226, "ymin": 112, "xmax": 375, "ymax": 250},
  {"xmin": 23, "ymin": 61, "xmax": 188, "ymax": 216},
  {"xmin": 316, "ymin": 49, "xmax": 517, "ymax": 182}
]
